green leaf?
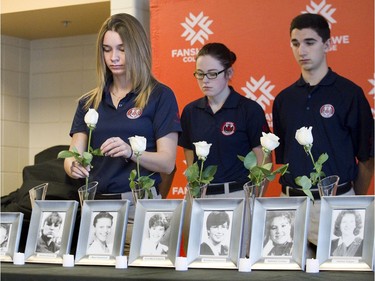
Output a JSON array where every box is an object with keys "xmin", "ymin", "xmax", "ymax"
[
  {"xmin": 261, "ymin": 162, "xmax": 273, "ymax": 172},
  {"xmin": 295, "ymin": 175, "xmax": 312, "ymax": 189},
  {"xmin": 302, "ymin": 188, "xmax": 315, "ymax": 202},
  {"xmin": 243, "ymin": 151, "xmax": 257, "ymax": 170},
  {"xmin": 129, "ymin": 169, "xmax": 137, "ymax": 181},
  {"xmin": 273, "ymin": 163, "xmax": 289, "ymax": 176},
  {"xmin": 201, "ymin": 165, "xmax": 217, "ymax": 181},
  {"xmin": 82, "ymin": 151, "xmax": 93, "ymax": 167},
  {"xmin": 316, "ymin": 153, "xmax": 329, "ymax": 165},
  {"xmin": 185, "ymin": 163, "xmax": 199, "ymax": 183},
  {"xmin": 91, "ymin": 148, "xmax": 103, "ymax": 156},
  {"xmin": 57, "ymin": 150, "xmax": 77, "ymax": 159}
]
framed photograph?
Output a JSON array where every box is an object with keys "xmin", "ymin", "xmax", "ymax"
[
  {"xmin": 0, "ymin": 212, "xmax": 24, "ymax": 262},
  {"xmin": 24, "ymin": 200, "xmax": 78, "ymax": 264},
  {"xmin": 249, "ymin": 196, "xmax": 311, "ymax": 270},
  {"xmin": 75, "ymin": 200, "xmax": 130, "ymax": 266},
  {"xmin": 317, "ymin": 195, "xmax": 374, "ymax": 271},
  {"xmin": 128, "ymin": 199, "xmax": 185, "ymax": 268},
  {"xmin": 186, "ymin": 198, "xmax": 245, "ymax": 269}
]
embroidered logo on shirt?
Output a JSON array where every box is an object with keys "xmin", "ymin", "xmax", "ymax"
[
  {"xmin": 127, "ymin": 108, "xmax": 142, "ymax": 119},
  {"xmin": 320, "ymin": 104, "xmax": 335, "ymax": 118},
  {"xmin": 221, "ymin": 122, "xmax": 235, "ymax": 136}
]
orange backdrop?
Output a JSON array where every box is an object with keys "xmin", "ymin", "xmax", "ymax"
[{"xmin": 150, "ymin": 0, "xmax": 374, "ymax": 198}]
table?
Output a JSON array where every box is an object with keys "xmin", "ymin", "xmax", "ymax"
[{"xmin": 1, "ymin": 263, "xmax": 373, "ymax": 281}]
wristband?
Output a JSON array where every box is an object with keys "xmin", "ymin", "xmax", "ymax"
[{"xmin": 126, "ymin": 148, "xmax": 133, "ymax": 160}]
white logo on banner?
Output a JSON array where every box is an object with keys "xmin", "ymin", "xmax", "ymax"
[
  {"xmin": 369, "ymin": 74, "xmax": 375, "ymax": 96},
  {"xmin": 370, "ymin": 74, "xmax": 375, "ymax": 118},
  {"xmin": 241, "ymin": 76, "xmax": 275, "ymax": 110},
  {"xmin": 303, "ymin": 0, "xmax": 337, "ymax": 27},
  {"xmin": 302, "ymin": 1, "xmax": 350, "ymax": 52},
  {"xmin": 181, "ymin": 12, "xmax": 213, "ymax": 46}
]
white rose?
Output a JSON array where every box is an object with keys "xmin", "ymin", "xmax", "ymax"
[
  {"xmin": 84, "ymin": 108, "xmax": 99, "ymax": 128},
  {"xmin": 193, "ymin": 141, "xmax": 212, "ymax": 160},
  {"xmin": 260, "ymin": 132, "xmax": 280, "ymax": 151},
  {"xmin": 129, "ymin": 136, "xmax": 147, "ymax": 156},
  {"xmin": 295, "ymin": 126, "xmax": 314, "ymax": 146}
]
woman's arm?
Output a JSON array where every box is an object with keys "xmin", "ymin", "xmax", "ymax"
[
  {"xmin": 183, "ymin": 148, "xmax": 195, "ymax": 167},
  {"xmin": 64, "ymin": 132, "xmax": 90, "ymax": 179}
]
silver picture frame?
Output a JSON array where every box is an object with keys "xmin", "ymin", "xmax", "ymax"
[
  {"xmin": 75, "ymin": 200, "xmax": 130, "ymax": 266},
  {"xmin": 128, "ymin": 199, "xmax": 185, "ymax": 268},
  {"xmin": 24, "ymin": 200, "xmax": 78, "ymax": 264},
  {"xmin": 186, "ymin": 198, "xmax": 245, "ymax": 269},
  {"xmin": 0, "ymin": 212, "xmax": 24, "ymax": 262},
  {"xmin": 249, "ymin": 196, "xmax": 311, "ymax": 270},
  {"xmin": 317, "ymin": 195, "xmax": 374, "ymax": 271}
]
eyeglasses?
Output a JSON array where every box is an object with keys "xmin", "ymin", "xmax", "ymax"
[{"xmin": 193, "ymin": 69, "xmax": 227, "ymax": 80}]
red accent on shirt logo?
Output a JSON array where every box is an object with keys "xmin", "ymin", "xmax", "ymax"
[
  {"xmin": 221, "ymin": 122, "xmax": 235, "ymax": 136},
  {"xmin": 127, "ymin": 108, "xmax": 142, "ymax": 119},
  {"xmin": 320, "ymin": 104, "xmax": 335, "ymax": 118}
]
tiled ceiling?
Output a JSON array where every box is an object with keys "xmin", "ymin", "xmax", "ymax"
[{"xmin": 1, "ymin": 2, "xmax": 110, "ymax": 40}]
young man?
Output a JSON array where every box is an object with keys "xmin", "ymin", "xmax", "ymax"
[
  {"xmin": 36, "ymin": 212, "xmax": 63, "ymax": 253},
  {"xmin": 272, "ymin": 13, "xmax": 374, "ymax": 252}
]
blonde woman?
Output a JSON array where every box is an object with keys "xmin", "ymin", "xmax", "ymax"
[{"xmin": 64, "ymin": 13, "xmax": 181, "ymax": 198}]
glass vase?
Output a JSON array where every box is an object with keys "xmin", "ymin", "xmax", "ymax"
[
  {"xmin": 185, "ymin": 184, "xmax": 208, "ymax": 200},
  {"xmin": 78, "ymin": 181, "xmax": 98, "ymax": 207},
  {"xmin": 318, "ymin": 175, "xmax": 340, "ymax": 197},
  {"xmin": 29, "ymin": 182, "xmax": 48, "ymax": 208},
  {"xmin": 242, "ymin": 179, "xmax": 266, "ymax": 258}
]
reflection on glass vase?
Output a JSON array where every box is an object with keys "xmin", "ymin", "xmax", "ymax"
[
  {"xmin": 131, "ymin": 185, "xmax": 155, "ymax": 204},
  {"xmin": 318, "ymin": 175, "xmax": 340, "ymax": 197},
  {"xmin": 242, "ymin": 179, "xmax": 266, "ymax": 258},
  {"xmin": 78, "ymin": 181, "xmax": 98, "ymax": 207},
  {"xmin": 185, "ymin": 184, "xmax": 208, "ymax": 200},
  {"xmin": 243, "ymin": 179, "xmax": 266, "ymax": 200},
  {"xmin": 29, "ymin": 182, "xmax": 49, "ymax": 208}
]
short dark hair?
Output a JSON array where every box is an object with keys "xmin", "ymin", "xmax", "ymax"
[
  {"xmin": 206, "ymin": 211, "xmax": 230, "ymax": 230},
  {"xmin": 149, "ymin": 213, "xmax": 169, "ymax": 230},
  {"xmin": 290, "ymin": 13, "xmax": 330, "ymax": 42},
  {"xmin": 93, "ymin": 212, "xmax": 113, "ymax": 227},
  {"xmin": 334, "ymin": 210, "xmax": 362, "ymax": 237}
]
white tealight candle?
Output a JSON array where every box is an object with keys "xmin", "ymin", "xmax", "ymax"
[
  {"xmin": 13, "ymin": 252, "xmax": 25, "ymax": 265},
  {"xmin": 306, "ymin": 258, "xmax": 319, "ymax": 273},
  {"xmin": 115, "ymin": 256, "xmax": 128, "ymax": 269},
  {"xmin": 62, "ymin": 254, "xmax": 75, "ymax": 267},
  {"xmin": 175, "ymin": 257, "xmax": 188, "ymax": 271},
  {"xmin": 238, "ymin": 258, "xmax": 252, "ymax": 272}
]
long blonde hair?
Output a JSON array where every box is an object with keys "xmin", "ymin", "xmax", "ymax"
[{"xmin": 81, "ymin": 13, "xmax": 157, "ymax": 110}]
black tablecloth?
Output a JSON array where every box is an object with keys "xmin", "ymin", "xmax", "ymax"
[{"xmin": 1, "ymin": 263, "xmax": 373, "ymax": 281}]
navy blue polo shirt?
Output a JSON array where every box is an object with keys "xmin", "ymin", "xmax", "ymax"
[
  {"xmin": 273, "ymin": 68, "xmax": 374, "ymax": 189},
  {"xmin": 179, "ymin": 86, "xmax": 270, "ymax": 183},
  {"xmin": 70, "ymin": 82, "xmax": 182, "ymax": 194}
]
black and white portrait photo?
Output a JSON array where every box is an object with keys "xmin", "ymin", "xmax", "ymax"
[
  {"xmin": 36, "ymin": 211, "xmax": 65, "ymax": 254},
  {"xmin": 330, "ymin": 209, "xmax": 365, "ymax": 257},
  {"xmin": 140, "ymin": 212, "xmax": 171, "ymax": 256},
  {"xmin": 87, "ymin": 211, "xmax": 117, "ymax": 255},
  {"xmin": 262, "ymin": 210, "xmax": 295, "ymax": 257},
  {"xmin": 0, "ymin": 223, "xmax": 11, "ymax": 252},
  {"xmin": 200, "ymin": 211, "xmax": 232, "ymax": 256}
]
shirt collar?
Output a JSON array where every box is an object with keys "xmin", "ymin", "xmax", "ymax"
[
  {"xmin": 196, "ymin": 86, "xmax": 240, "ymax": 109},
  {"xmin": 296, "ymin": 67, "xmax": 337, "ymax": 87}
]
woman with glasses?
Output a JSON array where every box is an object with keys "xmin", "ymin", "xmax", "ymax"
[{"xmin": 179, "ymin": 42, "xmax": 270, "ymax": 198}]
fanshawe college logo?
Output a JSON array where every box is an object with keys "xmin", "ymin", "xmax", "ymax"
[
  {"xmin": 171, "ymin": 11, "xmax": 213, "ymax": 63},
  {"xmin": 221, "ymin": 122, "xmax": 235, "ymax": 136},
  {"xmin": 302, "ymin": 0, "xmax": 349, "ymax": 52},
  {"xmin": 126, "ymin": 108, "xmax": 142, "ymax": 119},
  {"xmin": 241, "ymin": 75, "xmax": 275, "ymax": 128},
  {"xmin": 320, "ymin": 104, "xmax": 335, "ymax": 118}
]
